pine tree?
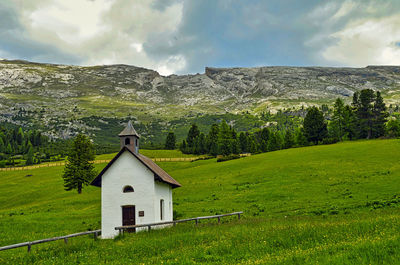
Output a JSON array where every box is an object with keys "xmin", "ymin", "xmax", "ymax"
[
  {"xmin": 186, "ymin": 124, "xmax": 200, "ymax": 149},
  {"xmin": 353, "ymin": 89, "xmax": 375, "ymax": 139},
  {"xmin": 283, "ymin": 130, "xmax": 295, "ymax": 149},
  {"xmin": 6, "ymin": 143, "xmax": 12, "ymax": 154},
  {"xmin": 16, "ymin": 127, "xmax": 24, "ymax": 145},
  {"xmin": 62, "ymin": 134, "xmax": 97, "ymax": 194},
  {"xmin": 267, "ymin": 132, "xmax": 281, "ymax": 151},
  {"xmin": 330, "ymin": 98, "xmax": 345, "ymax": 141},
  {"xmin": 260, "ymin": 140, "xmax": 268, "ymax": 152},
  {"xmin": 372, "ymin": 91, "xmax": 388, "ymax": 138},
  {"xmin": 207, "ymin": 124, "xmax": 219, "ymax": 155},
  {"xmin": 0, "ymin": 137, "xmax": 4, "ymax": 153},
  {"xmin": 303, "ymin": 106, "xmax": 327, "ymax": 144},
  {"xmin": 218, "ymin": 120, "xmax": 232, "ymax": 156},
  {"xmin": 238, "ymin": 132, "xmax": 248, "ymax": 153},
  {"xmin": 249, "ymin": 136, "xmax": 258, "ymax": 154},
  {"xmin": 164, "ymin": 132, "xmax": 176, "ymax": 150},
  {"xmin": 179, "ymin": 140, "xmax": 188, "ymax": 154},
  {"xmin": 25, "ymin": 144, "xmax": 34, "ymax": 165},
  {"xmin": 342, "ymin": 105, "xmax": 356, "ymax": 140},
  {"xmin": 198, "ymin": 133, "xmax": 207, "ymax": 154}
]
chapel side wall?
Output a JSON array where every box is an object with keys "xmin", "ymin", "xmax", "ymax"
[
  {"xmin": 101, "ymin": 151, "xmax": 155, "ymax": 238},
  {"xmin": 154, "ymin": 181, "xmax": 173, "ymax": 223}
]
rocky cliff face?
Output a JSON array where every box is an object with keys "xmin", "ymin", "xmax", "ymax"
[{"xmin": 0, "ymin": 59, "xmax": 399, "ymax": 141}]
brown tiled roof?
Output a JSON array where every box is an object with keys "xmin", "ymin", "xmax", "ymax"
[
  {"xmin": 90, "ymin": 147, "xmax": 181, "ymax": 188},
  {"xmin": 118, "ymin": 121, "xmax": 140, "ymax": 138}
]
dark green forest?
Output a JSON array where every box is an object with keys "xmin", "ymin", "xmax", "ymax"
[
  {"xmin": 176, "ymin": 89, "xmax": 399, "ymax": 158},
  {"xmin": 0, "ymin": 125, "xmax": 69, "ymax": 167}
]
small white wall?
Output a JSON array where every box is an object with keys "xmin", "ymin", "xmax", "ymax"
[
  {"xmin": 101, "ymin": 151, "xmax": 156, "ymax": 238},
  {"xmin": 154, "ymin": 181, "xmax": 173, "ymax": 223}
]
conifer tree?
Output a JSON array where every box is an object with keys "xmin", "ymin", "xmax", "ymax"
[
  {"xmin": 267, "ymin": 132, "xmax": 281, "ymax": 151},
  {"xmin": 342, "ymin": 105, "xmax": 356, "ymax": 140},
  {"xmin": 372, "ymin": 91, "xmax": 388, "ymax": 138},
  {"xmin": 283, "ymin": 130, "xmax": 295, "ymax": 149},
  {"xmin": 179, "ymin": 140, "xmax": 188, "ymax": 154},
  {"xmin": 297, "ymin": 129, "xmax": 309, "ymax": 146},
  {"xmin": 6, "ymin": 143, "xmax": 12, "ymax": 154},
  {"xmin": 0, "ymin": 137, "xmax": 4, "ymax": 153},
  {"xmin": 207, "ymin": 124, "xmax": 219, "ymax": 155},
  {"xmin": 238, "ymin": 132, "xmax": 248, "ymax": 153},
  {"xmin": 303, "ymin": 106, "xmax": 327, "ymax": 144},
  {"xmin": 249, "ymin": 136, "xmax": 258, "ymax": 154},
  {"xmin": 164, "ymin": 132, "xmax": 176, "ymax": 150},
  {"xmin": 218, "ymin": 120, "xmax": 232, "ymax": 156},
  {"xmin": 62, "ymin": 134, "xmax": 97, "ymax": 194},
  {"xmin": 331, "ymin": 98, "xmax": 345, "ymax": 141},
  {"xmin": 186, "ymin": 124, "xmax": 200, "ymax": 149},
  {"xmin": 353, "ymin": 89, "xmax": 375, "ymax": 139},
  {"xmin": 25, "ymin": 145, "xmax": 34, "ymax": 165},
  {"xmin": 193, "ymin": 133, "xmax": 207, "ymax": 154},
  {"xmin": 16, "ymin": 128, "xmax": 24, "ymax": 145}
]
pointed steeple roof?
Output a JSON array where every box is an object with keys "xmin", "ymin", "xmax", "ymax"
[{"xmin": 118, "ymin": 121, "xmax": 140, "ymax": 138}]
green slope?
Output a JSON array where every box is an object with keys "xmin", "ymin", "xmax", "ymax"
[{"xmin": 0, "ymin": 140, "xmax": 399, "ymax": 264}]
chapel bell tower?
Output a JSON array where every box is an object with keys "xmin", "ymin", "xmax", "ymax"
[{"xmin": 119, "ymin": 121, "xmax": 140, "ymax": 154}]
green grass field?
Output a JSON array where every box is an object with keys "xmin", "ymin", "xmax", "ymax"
[{"xmin": 0, "ymin": 140, "xmax": 399, "ymax": 264}]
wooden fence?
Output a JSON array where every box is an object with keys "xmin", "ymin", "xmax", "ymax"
[
  {"xmin": 0, "ymin": 230, "xmax": 101, "ymax": 253},
  {"xmin": 0, "ymin": 157, "xmax": 206, "ymax": 172},
  {"xmin": 115, "ymin": 211, "xmax": 243, "ymax": 235},
  {"xmin": 0, "ymin": 212, "xmax": 243, "ymax": 253}
]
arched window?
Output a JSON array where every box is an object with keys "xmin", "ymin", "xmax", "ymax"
[
  {"xmin": 123, "ymin": 185, "xmax": 134, "ymax": 193},
  {"xmin": 125, "ymin": 138, "xmax": 130, "ymax": 145},
  {"xmin": 160, "ymin": 199, "xmax": 164, "ymax": 220}
]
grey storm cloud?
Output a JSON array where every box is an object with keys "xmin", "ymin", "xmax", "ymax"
[
  {"xmin": 0, "ymin": 1, "xmax": 80, "ymax": 63},
  {"xmin": 1, "ymin": 0, "xmax": 400, "ymax": 74}
]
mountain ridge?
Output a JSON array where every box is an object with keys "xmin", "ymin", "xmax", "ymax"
[{"xmin": 0, "ymin": 59, "xmax": 399, "ymax": 145}]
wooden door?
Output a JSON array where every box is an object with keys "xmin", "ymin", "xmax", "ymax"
[{"xmin": 122, "ymin": 205, "xmax": 136, "ymax": 232}]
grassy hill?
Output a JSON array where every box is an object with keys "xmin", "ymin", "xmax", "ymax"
[{"xmin": 0, "ymin": 140, "xmax": 399, "ymax": 264}]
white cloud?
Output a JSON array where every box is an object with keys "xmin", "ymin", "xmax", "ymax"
[
  {"xmin": 323, "ymin": 14, "xmax": 400, "ymax": 66},
  {"xmin": 24, "ymin": 0, "xmax": 113, "ymax": 45},
  {"xmin": 156, "ymin": 54, "xmax": 186, "ymax": 76},
  {"xmin": 130, "ymin": 43, "xmax": 143, "ymax": 53},
  {"xmin": 331, "ymin": 0, "xmax": 357, "ymax": 21},
  {"xmin": 17, "ymin": 0, "xmax": 184, "ymax": 72}
]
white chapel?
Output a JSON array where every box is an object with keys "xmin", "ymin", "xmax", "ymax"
[{"xmin": 90, "ymin": 121, "xmax": 181, "ymax": 238}]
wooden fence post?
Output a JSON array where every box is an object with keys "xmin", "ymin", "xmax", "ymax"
[
  {"xmin": 195, "ymin": 218, "xmax": 198, "ymax": 225},
  {"xmin": 64, "ymin": 238, "xmax": 68, "ymax": 244},
  {"xmin": 218, "ymin": 217, "xmax": 220, "ymax": 224},
  {"xmin": 27, "ymin": 244, "xmax": 31, "ymax": 252},
  {"xmin": 238, "ymin": 213, "xmax": 241, "ymax": 220}
]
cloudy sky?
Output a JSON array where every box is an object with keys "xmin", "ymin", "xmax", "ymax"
[{"xmin": 1, "ymin": 0, "xmax": 400, "ymax": 75}]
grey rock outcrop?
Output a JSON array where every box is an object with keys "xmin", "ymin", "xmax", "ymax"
[{"xmin": 0, "ymin": 59, "xmax": 399, "ymax": 139}]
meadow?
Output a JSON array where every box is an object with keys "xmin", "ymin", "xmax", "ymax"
[{"xmin": 0, "ymin": 139, "xmax": 399, "ymax": 264}]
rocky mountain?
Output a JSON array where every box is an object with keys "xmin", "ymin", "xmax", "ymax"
[{"xmin": 1, "ymin": 59, "xmax": 400, "ymax": 146}]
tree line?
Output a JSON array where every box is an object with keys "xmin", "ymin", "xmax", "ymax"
[
  {"xmin": 165, "ymin": 89, "xmax": 396, "ymax": 156},
  {"xmin": 0, "ymin": 125, "xmax": 69, "ymax": 167}
]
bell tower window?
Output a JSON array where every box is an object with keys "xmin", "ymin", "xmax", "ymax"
[
  {"xmin": 125, "ymin": 138, "xmax": 130, "ymax": 145},
  {"xmin": 123, "ymin": 185, "xmax": 134, "ymax": 193}
]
